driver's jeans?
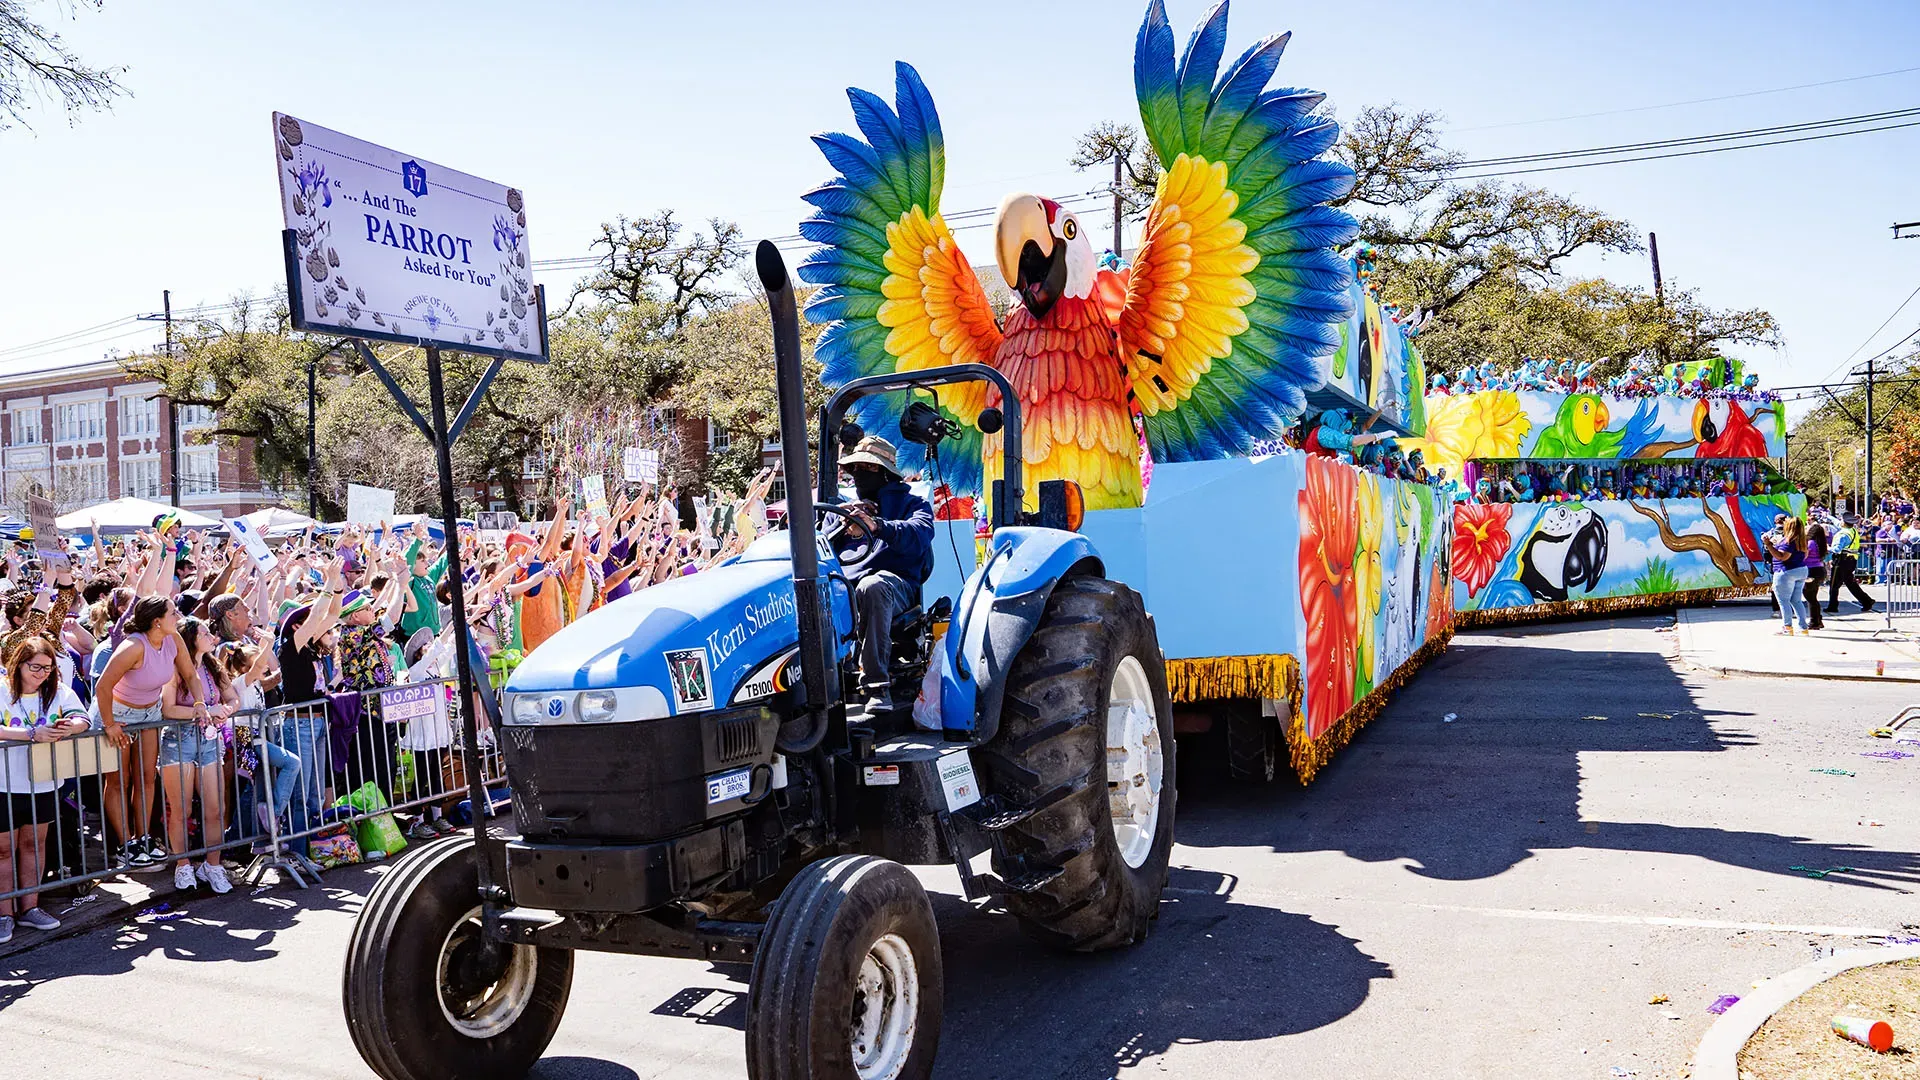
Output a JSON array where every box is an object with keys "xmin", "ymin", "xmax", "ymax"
[{"xmin": 853, "ymin": 570, "xmax": 918, "ymax": 706}]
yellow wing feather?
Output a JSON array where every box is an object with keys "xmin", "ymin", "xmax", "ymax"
[
  {"xmin": 1118, "ymin": 154, "xmax": 1261, "ymax": 416},
  {"xmin": 875, "ymin": 207, "xmax": 1003, "ymax": 424}
]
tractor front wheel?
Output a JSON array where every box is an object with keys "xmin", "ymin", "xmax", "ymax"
[
  {"xmin": 980, "ymin": 575, "xmax": 1175, "ymax": 951},
  {"xmin": 747, "ymin": 854, "xmax": 943, "ymax": 1080},
  {"xmin": 343, "ymin": 836, "xmax": 573, "ymax": 1080}
]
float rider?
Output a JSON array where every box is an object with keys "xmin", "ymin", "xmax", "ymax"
[{"xmin": 835, "ymin": 435, "xmax": 933, "ymax": 714}]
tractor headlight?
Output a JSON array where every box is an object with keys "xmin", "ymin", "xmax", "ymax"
[
  {"xmin": 577, "ymin": 690, "xmax": 618, "ymax": 723},
  {"xmin": 509, "ymin": 693, "xmax": 551, "ymax": 725}
]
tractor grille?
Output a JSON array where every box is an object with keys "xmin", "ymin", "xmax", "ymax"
[{"xmin": 715, "ymin": 714, "xmax": 763, "ymax": 766}]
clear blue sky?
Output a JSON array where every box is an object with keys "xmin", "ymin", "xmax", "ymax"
[{"xmin": 4, "ymin": 0, "xmax": 1919, "ymax": 422}]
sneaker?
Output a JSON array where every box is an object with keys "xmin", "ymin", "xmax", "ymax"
[
  {"xmin": 118, "ymin": 840, "xmax": 149, "ymax": 871},
  {"xmin": 431, "ymin": 818, "xmax": 461, "ymax": 837},
  {"xmin": 172, "ymin": 863, "xmax": 197, "ymax": 891},
  {"xmin": 1864, "ymin": 603, "xmax": 1878, "ymax": 613},
  {"xmin": 1775, "ymin": 628, "xmax": 1796, "ymax": 636},
  {"xmin": 133, "ymin": 837, "xmax": 172, "ymax": 874},
  {"xmin": 405, "ymin": 819, "xmax": 440, "ymax": 842},
  {"xmin": 0, "ymin": 916, "xmax": 13, "ymax": 944},
  {"xmin": 197, "ymin": 864, "xmax": 232, "ymax": 895},
  {"xmin": 18, "ymin": 907, "xmax": 60, "ymax": 931}
]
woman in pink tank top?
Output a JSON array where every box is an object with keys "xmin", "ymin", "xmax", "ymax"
[{"xmin": 96, "ymin": 596, "xmax": 205, "ymax": 871}]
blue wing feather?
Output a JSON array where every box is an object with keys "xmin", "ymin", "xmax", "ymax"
[{"xmin": 1132, "ymin": 1, "xmax": 1359, "ymax": 462}]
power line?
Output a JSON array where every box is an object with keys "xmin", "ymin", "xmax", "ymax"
[
  {"xmin": 1447, "ymin": 117, "xmax": 1920, "ymax": 180},
  {"xmin": 1442, "ymin": 105, "xmax": 1920, "ymax": 170},
  {"xmin": 1453, "ymin": 64, "xmax": 1920, "ymax": 132},
  {"xmin": 1819, "ymin": 283, "xmax": 1920, "ymax": 385}
]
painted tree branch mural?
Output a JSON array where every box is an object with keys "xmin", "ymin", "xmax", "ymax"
[{"xmin": 1628, "ymin": 498, "xmax": 1756, "ymax": 587}]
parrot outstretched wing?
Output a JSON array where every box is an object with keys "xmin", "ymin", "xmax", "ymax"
[
  {"xmin": 797, "ymin": 62, "xmax": 1003, "ymax": 493},
  {"xmin": 1119, "ymin": 0, "xmax": 1360, "ymax": 463}
]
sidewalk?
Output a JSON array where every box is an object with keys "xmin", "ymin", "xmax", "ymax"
[{"xmin": 1676, "ymin": 591, "xmax": 1920, "ymax": 682}]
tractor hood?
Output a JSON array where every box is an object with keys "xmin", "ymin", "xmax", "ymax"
[{"xmin": 505, "ymin": 542, "xmax": 799, "ymax": 713}]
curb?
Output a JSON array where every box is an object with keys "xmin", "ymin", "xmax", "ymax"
[
  {"xmin": 1691, "ymin": 944, "xmax": 1920, "ymax": 1080},
  {"xmin": 0, "ymin": 879, "xmax": 162, "ymax": 961},
  {"xmin": 1673, "ymin": 608, "xmax": 1920, "ymax": 684}
]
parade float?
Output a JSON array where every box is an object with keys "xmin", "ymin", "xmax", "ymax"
[
  {"xmin": 797, "ymin": 0, "xmax": 1450, "ymax": 783},
  {"xmin": 1411, "ymin": 356, "xmax": 1805, "ymax": 627}
]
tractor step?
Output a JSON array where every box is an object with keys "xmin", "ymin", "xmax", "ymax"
[
  {"xmin": 982, "ymin": 864, "xmax": 1066, "ymax": 895},
  {"xmin": 954, "ymin": 794, "xmax": 1033, "ymax": 832}
]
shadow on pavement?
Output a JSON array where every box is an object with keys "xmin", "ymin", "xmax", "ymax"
[
  {"xmin": 530, "ymin": 1058, "xmax": 643, "ymax": 1080},
  {"xmin": 1180, "ymin": 617, "xmax": 1920, "ymax": 892},
  {"xmin": 0, "ymin": 874, "xmax": 368, "ymax": 1013},
  {"xmin": 931, "ymin": 867, "xmax": 1391, "ymax": 1079}
]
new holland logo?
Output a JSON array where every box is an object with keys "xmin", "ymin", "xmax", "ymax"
[{"xmin": 731, "ymin": 647, "xmax": 802, "ymax": 704}]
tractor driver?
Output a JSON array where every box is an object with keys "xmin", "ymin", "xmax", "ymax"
[{"xmin": 835, "ymin": 435, "xmax": 933, "ymax": 714}]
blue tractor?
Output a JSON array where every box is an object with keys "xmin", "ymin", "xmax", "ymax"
[{"xmin": 341, "ymin": 243, "xmax": 1175, "ymax": 1080}]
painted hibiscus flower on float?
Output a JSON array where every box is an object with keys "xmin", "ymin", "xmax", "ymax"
[
  {"xmin": 1299, "ymin": 455, "xmax": 1359, "ymax": 741},
  {"xmin": 1451, "ymin": 502, "xmax": 1512, "ymax": 599}
]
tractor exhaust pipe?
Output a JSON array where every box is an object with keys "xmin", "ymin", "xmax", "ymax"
[{"xmin": 756, "ymin": 241, "xmax": 837, "ymax": 751}]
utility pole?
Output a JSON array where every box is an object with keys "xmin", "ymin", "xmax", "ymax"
[
  {"xmin": 164, "ymin": 290, "xmax": 179, "ymax": 507},
  {"xmin": 307, "ymin": 355, "xmax": 319, "ymax": 518},
  {"xmin": 1648, "ymin": 232, "xmax": 1665, "ymax": 307},
  {"xmin": 1849, "ymin": 355, "xmax": 1881, "ymax": 514},
  {"xmin": 1112, "ymin": 151, "xmax": 1124, "ymax": 259}
]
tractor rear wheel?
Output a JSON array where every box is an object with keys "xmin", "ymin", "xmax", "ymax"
[
  {"xmin": 979, "ymin": 575, "xmax": 1175, "ymax": 951},
  {"xmin": 747, "ymin": 854, "xmax": 943, "ymax": 1080},
  {"xmin": 343, "ymin": 836, "xmax": 573, "ymax": 1080},
  {"xmin": 1224, "ymin": 699, "xmax": 1280, "ymax": 783}
]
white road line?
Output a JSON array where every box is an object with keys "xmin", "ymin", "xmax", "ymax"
[{"xmin": 1163, "ymin": 886, "xmax": 1897, "ymax": 938}]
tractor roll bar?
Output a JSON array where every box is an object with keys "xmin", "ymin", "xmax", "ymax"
[
  {"xmin": 756, "ymin": 241, "xmax": 837, "ymax": 751},
  {"xmin": 817, "ymin": 364, "xmax": 1023, "ymax": 530}
]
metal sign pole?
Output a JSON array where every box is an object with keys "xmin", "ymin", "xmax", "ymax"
[{"xmin": 422, "ymin": 346, "xmax": 504, "ymax": 915}]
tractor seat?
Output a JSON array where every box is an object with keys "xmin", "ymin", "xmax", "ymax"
[{"xmin": 891, "ymin": 603, "xmax": 924, "ymax": 632}]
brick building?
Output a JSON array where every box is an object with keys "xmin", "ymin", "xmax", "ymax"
[{"xmin": 0, "ymin": 358, "xmax": 275, "ymax": 521}]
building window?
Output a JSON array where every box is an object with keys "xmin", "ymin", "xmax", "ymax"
[
  {"xmin": 10, "ymin": 410, "xmax": 41, "ymax": 446},
  {"xmin": 521, "ymin": 450, "xmax": 546, "ymax": 479},
  {"xmin": 767, "ymin": 477, "xmax": 787, "ymax": 504},
  {"xmin": 709, "ymin": 421, "xmax": 731, "ymax": 454},
  {"xmin": 53, "ymin": 461, "xmax": 108, "ymax": 509},
  {"xmin": 120, "ymin": 395, "xmax": 160, "ymax": 437},
  {"xmin": 177, "ymin": 403, "xmax": 215, "ymax": 429},
  {"xmin": 181, "ymin": 446, "xmax": 219, "ymax": 494},
  {"xmin": 121, "ymin": 456, "xmax": 163, "ymax": 499},
  {"xmin": 53, "ymin": 400, "xmax": 106, "ymax": 443}
]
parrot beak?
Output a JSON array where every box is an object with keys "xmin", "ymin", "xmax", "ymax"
[
  {"xmin": 1593, "ymin": 398, "xmax": 1610, "ymax": 432},
  {"xmin": 995, "ymin": 193, "xmax": 1065, "ymax": 319}
]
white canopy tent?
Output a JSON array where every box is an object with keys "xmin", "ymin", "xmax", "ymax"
[
  {"xmin": 240, "ymin": 506, "xmax": 319, "ymax": 537},
  {"xmin": 55, "ymin": 497, "xmax": 222, "ymax": 535}
]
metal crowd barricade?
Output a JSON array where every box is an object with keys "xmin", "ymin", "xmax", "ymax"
[
  {"xmin": 246, "ymin": 679, "xmax": 506, "ymax": 889},
  {"xmin": 1872, "ymin": 559, "xmax": 1920, "ymax": 641},
  {"xmin": 0, "ymin": 677, "xmax": 510, "ymax": 911},
  {"xmin": 0, "ymin": 711, "xmax": 261, "ymax": 910}
]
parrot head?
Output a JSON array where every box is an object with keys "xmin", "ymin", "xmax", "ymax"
[
  {"xmin": 996, "ymin": 193, "xmax": 1096, "ymax": 320},
  {"xmin": 1570, "ymin": 394, "xmax": 1609, "ymax": 445},
  {"xmin": 1693, "ymin": 398, "xmax": 1729, "ymax": 447}
]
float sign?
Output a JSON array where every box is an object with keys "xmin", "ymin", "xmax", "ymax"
[{"xmin": 273, "ymin": 112, "xmax": 546, "ymax": 363}]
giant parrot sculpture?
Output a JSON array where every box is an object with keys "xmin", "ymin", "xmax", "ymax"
[{"xmin": 797, "ymin": 0, "xmax": 1361, "ymax": 511}]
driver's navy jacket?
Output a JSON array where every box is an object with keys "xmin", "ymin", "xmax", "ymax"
[{"xmin": 866, "ymin": 481, "xmax": 935, "ymax": 587}]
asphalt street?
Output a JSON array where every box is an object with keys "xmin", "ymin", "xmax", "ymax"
[{"xmin": 2, "ymin": 613, "xmax": 1916, "ymax": 1080}]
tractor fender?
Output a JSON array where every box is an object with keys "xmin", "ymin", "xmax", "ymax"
[{"xmin": 939, "ymin": 526, "xmax": 1103, "ymax": 743}]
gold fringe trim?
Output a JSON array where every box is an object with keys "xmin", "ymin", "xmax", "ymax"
[
  {"xmin": 1283, "ymin": 630, "xmax": 1455, "ymax": 785},
  {"xmin": 1455, "ymin": 585, "xmax": 1761, "ymax": 629},
  {"xmin": 1165, "ymin": 653, "xmax": 1301, "ymax": 705}
]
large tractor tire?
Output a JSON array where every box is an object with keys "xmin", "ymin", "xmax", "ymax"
[
  {"xmin": 978, "ymin": 575, "xmax": 1175, "ymax": 951},
  {"xmin": 1224, "ymin": 699, "xmax": 1280, "ymax": 783},
  {"xmin": 747, "ymin": 854, "xmax": 943, "ymax": 1080},
  {"xmin": 343, "ymin": 836, "xmax": 573, "ymax": 1080}
]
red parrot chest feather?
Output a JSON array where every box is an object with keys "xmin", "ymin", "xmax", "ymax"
[{"xmin": 985, "ymin": 294, "xmax": 1142, "ymax": 510}]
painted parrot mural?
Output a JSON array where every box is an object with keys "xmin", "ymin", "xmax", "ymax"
[
  {"xmin": 1529, "ymin": 394, "xmax": 1620, "ymax": 458},
  {"xmin": 797, "ymin": 0, "xmax": 1360, "ymax": 510},
  {"xmin": 1693, "ymin": 399, "xmax": 1771, "ymax": 459}
]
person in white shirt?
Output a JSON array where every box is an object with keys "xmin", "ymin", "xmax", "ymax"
[{"xmin": 0, "ymin": 636, "xmax": 91, "ymax": 942}]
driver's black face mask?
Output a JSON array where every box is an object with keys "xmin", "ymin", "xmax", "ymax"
[{"xmin": 852, "ymin": 468, "xmax": 886, "ymax": 501}]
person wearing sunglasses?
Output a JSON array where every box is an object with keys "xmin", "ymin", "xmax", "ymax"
[{"xmin": 0, "ymin": 637, "xmax": 91, "ymax": 942}]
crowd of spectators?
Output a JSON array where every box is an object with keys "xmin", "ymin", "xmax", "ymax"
[{"xmin": 0, "ymin": 469, "xmax": 776, "ymax": 944}]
